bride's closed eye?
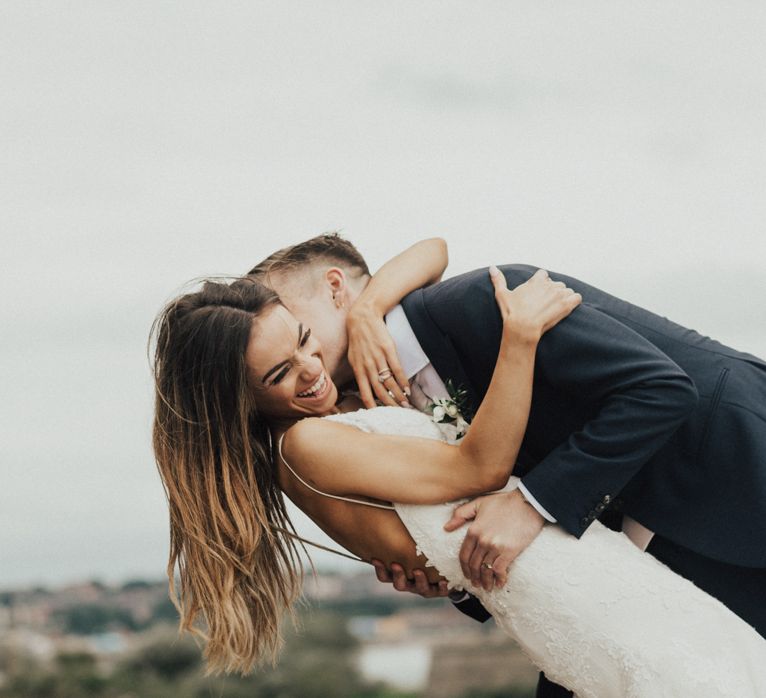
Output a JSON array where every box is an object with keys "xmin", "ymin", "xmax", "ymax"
[{"xmin": 270, "ymin": 328, "xmax": 312, "ymax": 386}]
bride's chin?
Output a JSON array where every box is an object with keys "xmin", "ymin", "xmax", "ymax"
[{"xmin": 294, "ymin": 387, "xmax": 339, "ymax": 417}]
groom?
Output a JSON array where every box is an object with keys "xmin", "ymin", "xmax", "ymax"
[{"xmin": 249, "ymin": 234, "xmax": 766, "ymax": 694}]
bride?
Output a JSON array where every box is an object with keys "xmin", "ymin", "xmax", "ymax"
[{"xmin": 151, "ymin": 245, "xmax": 766, "ymax": 697}]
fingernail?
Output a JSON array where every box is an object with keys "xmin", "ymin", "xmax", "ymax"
[
  {"xmin": 403, "ymin": 386, "xmax": 411, "ymax": 396},
  {"xmin": 489, "ymin": 265, "xmax": 500, "ymax": 276},
  {"xmin": 400, "ymin": 400, "xmax": 411, "ymax": 408}
]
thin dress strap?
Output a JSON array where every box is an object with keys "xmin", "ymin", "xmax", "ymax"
[
  {"xmin": 272, "ymin": 526, "xmax": 364, "ymax": 563},
  {"xmin": 277, "ymin": 433, "xmax": 395, "ymax": 511}
]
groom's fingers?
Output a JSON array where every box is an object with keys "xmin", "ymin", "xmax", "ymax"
[
  {"xmin": 467, "ymin": 541, "xmax": 490, "ymax": 587},
  {"xmin": 389, "ymin": 563, "xmax": 413, "ymax": 592},
  {"xmin": 458, "ymin": 531, "xmax": 478, "ymax": 580},
  {"xmin": 371, "ymin": 559, "xmax": 394, "ymax": 584},
  {"xmin": 386, "ymin": 564, "xmax": 446, "ymax": 597},
  {"xmin": 492, "ymin": 553, "xmax": 513, "ymax": 588},
  {"xmin": 443, "ymin": 501, "xmax": 477, "ymax": 532},
  {"xmin": 479, "ymin": 558, "xmax": 496, "ymax": 591}
]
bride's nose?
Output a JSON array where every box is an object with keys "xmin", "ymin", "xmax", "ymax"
[{"xmin": 295, "ymin": 352, "xmax": 322, "ymax": 378}]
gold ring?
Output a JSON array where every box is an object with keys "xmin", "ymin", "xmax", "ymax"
[
  {"xmin": 378, "ymin": 368, "xmax": 393, "ymax": 383},
  {"xmin": 481, "ymin": 562, "xmax": 493, "ymax": 570}
]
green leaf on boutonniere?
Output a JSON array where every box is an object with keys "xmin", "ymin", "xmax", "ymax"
[{"xmin": 425, "ymin": 380, "xmax": 472, "ymax": 440}]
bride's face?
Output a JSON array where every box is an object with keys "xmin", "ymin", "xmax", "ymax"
[{"xmin": 245, "ymin": 304, "xmax": 339, "ymax": 419}]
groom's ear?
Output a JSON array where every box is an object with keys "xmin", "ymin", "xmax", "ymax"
[{"xmin": 323, "ymin": 267, "xmax": 348, "ymax": 307}]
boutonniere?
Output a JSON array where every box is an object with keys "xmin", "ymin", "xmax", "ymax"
[{"xmin": 426, "ymin": 379, "xmax": 471, "ymax": 441}]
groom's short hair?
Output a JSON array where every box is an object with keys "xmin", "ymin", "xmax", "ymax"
[{"xmin": 248, "ymin": 233, "xmax": 370, "ymax": 284}]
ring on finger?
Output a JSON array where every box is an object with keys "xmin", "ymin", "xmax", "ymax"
[
  {"xmin": 481, "ymin": 561, "xmax": 494, "ymax": 571},
  {"xmin": 377, "ymin": 368, "xmax": 393, "ymax": 383}
]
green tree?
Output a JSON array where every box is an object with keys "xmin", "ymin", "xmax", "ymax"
[
  {"xmin": 120, "ymin": 634, "xmax": 201, "ymax": 680},
  {"xmin": 1, "ymin": 651, "xmax": 107, "ymax": 698},
  {"xmin": 57, "ymin": 603, "xmax": 138, "ymax": 634}
]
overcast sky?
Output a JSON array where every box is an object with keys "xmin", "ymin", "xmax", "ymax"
[{"xmin": 2, "ymin": 2, "xmax": 765, "ymax": 588}]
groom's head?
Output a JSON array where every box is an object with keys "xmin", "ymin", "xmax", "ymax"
[{"xmin": 248, "ymin": 233, "xmax": 371, "ymax": 386}]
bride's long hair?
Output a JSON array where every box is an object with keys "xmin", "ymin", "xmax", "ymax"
[{"xmin": 150, "ymin": 278, "xmax": 303, "ymax": 674}]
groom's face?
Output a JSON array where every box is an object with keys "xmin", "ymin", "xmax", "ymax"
[{"xmin": 264, "ymin": 269, "xmax": 353, "ymax": 387}]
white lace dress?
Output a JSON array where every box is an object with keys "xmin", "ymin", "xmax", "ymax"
[{"xmin": 322, "ymin": 407, "xmax": 766, "ymax": 698}]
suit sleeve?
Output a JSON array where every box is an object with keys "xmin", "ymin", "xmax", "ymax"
[
  {"xmin": 433, "ymin": 266, "xmax": 700, "ymax": 538},
  {"xmin": 522, "ymin": 300, "xmax": 698, "ymax": 536}
]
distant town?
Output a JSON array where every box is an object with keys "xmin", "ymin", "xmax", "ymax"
[{"xmin": 0, "ymin": 571, "xmax": 538, "ymax": 697}]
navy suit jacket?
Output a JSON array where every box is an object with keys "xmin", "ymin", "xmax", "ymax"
[{"xmin": 401, "ymin": 265, "xmax": 766, "ymax": 568}]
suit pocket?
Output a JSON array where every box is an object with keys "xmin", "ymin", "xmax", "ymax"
[{"xmin": 695, "ymin": 367, "xmax": 730, "ymax": 463}]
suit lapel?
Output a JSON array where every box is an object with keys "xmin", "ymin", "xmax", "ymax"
[{"xmin": 401, "ymin": 289, "xmax": 480, "ymax": 420}]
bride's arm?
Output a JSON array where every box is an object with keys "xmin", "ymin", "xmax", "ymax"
[
  {"xmin": 284, "ymin": 269, "xmax": 582, "ymax": 505},
  {"xmin": 347, "ymin": 238, "xmax": 448, "ymax": 408}
]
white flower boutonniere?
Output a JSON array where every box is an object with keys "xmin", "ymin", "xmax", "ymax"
[{"xmin": 426, "ymin": 380, "xmax": 471, "ymax": 441}]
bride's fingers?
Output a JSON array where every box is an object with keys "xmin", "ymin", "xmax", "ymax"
[
  {"xmin": 540, "ymin": 290, "xmax": 582, "ymax": 334},
  {"xmin": 369, "ymin": 349, "xmax": 409, "ymax": 407},
  {"xmin": 488, "ymin": 265, "xmax": 508, "ymax": 300},
  {"xmin": 353, "ymin": 364, "xmax": 377, "ymax": 409},
  {"xmin": 384, "ymin": 349, "xmax": 410, "ymax": 401},
  {"xmin": 368, "ymin": 355, "xmax": 400, "ymax": 407}
]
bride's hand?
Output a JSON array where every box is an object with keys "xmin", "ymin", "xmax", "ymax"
[
  {"xmin": 490, "ymin": 266, "xmax": 582, "ymax": 343},
  {"xmin": 347, "ymin": 300, "xmax": 411, "ymax": 409}
]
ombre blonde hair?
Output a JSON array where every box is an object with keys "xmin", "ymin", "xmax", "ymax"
[{"xmin": 150, "ymin": 279, "xmax": 304, "ymax": 674}]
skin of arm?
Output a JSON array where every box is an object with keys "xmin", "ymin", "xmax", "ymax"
[
  {"xmin": 278, "ymin": 474, "xmax": 446, "ymax": 587},
  {"xmin": 346, "ymin": 237, "xmax": 448, "ymax": 407}
]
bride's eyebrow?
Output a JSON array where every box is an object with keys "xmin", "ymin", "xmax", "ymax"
[{"xmin": 261, "ymin": 323, "xmax": 303, "ymax": 383}]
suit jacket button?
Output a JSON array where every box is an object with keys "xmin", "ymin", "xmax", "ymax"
[
  {"xmin": 603, "ymin": 494, "xmax": 612, "ymax": 504},
  {"xmin": 595, "ymin": 503, "xmax": 606, "ymax": 513},
  {"xmin": 580, "ymin": 517, "xmax": 590, "ymax": 527}
]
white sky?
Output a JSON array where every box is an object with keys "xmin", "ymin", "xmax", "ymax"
[{"xmin": 1, "ymin": 1, "xmax": 765, "ymax": 587}]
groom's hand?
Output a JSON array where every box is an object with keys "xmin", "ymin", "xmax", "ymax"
[
  {"xmin": 444, "ymin": 490, "xmax": 545, "ymax": 590},
  {"xmin": 371, "ymin": 559, "xmax": 450, "ymax": 598}
]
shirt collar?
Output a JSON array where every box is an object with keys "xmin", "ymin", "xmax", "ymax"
[{"xmin": 384, "ymin": 304, "xmax": 430, "ymax": 379}]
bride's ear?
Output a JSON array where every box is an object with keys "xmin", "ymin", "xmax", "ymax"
[{"xmin": 324, "ymin": 267, "xmax": 347, "ymax": 309}]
